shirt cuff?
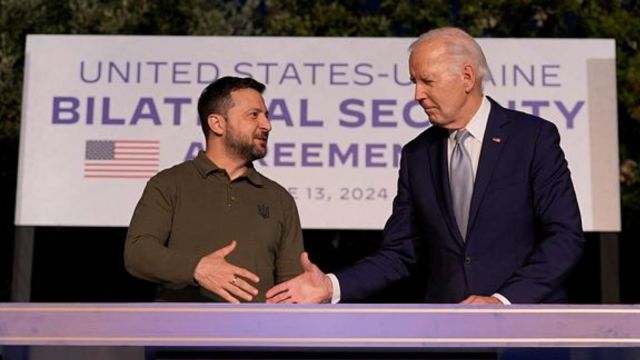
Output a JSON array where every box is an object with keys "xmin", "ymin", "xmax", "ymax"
[
  {"xmin": 492, "ymin": 293, "xmax": 511, "ymax": 305},
  {"xmin": 326, "ymin": 273, "xmax": 341, "ymax": 304}
]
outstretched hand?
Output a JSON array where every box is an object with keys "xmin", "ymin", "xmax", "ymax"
[
  {"xmin": 265, "ymin": 252, "xmax": 333, "ymax": 304},
  {"xmin": 193, "ymin": 240, "xmax": 260, "ymax": 304}
]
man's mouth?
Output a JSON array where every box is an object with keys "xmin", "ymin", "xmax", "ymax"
[
  {"xmin": 255, "ymin": 134, "xmax": 269, "ymax": 143},
  {"xmin": 419, "ymin": 102, "xmax": 434, "ymax": 111},
  {"xmin": 422, "ymin": 105, "xmax": 438, "ymax": 114}
]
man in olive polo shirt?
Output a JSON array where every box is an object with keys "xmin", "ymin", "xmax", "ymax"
[{"xmin": 124, "ymin": 76, "xmax": 303, "ymax": 303}]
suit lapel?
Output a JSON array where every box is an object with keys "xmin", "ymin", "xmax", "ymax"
[
  {"xmin": 467, "ymin": 98, "xmax": 511, "ymax": 235},
  {"xmin": 427, "ymin": 128, "xmax": 465, "ymax": 245}
]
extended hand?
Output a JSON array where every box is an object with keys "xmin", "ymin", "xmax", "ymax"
[
  {"xmin": 460, "ymin": 295, "xmax": 502, "ymax": 305},
  {"xmin": 193, "ymin": 240, "xmax": 260, "ymax": 303},
  {"xmin": 265, "ymin": 252, "xmax": 332, "ymax": 304}
]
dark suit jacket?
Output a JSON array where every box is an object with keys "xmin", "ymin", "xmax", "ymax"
[{"xmin": 335, "ymin": 97, "xmax": 585, "ymax": 303}]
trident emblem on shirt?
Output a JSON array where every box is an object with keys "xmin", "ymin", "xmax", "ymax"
[{"xmin": 257, "ymin": 204, "xmax": 270, "ymax": 219}]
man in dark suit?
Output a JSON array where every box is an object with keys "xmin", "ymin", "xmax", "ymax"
[{"xmin": 266, "ymin": 27, "xmax": 584, "ymax": 304}]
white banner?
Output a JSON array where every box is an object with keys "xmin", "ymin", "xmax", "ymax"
[{"xmin": 15, "ymin": 35, "xmax": 620, "ymax": 231}]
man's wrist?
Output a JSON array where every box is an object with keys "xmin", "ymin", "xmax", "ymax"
[
  {"xmin": 491, "ymin": 293, "xmax": 511, "ymax": 305},
  {"xmin": 322, "ymin": 275, "xmax": 333, "ymax": 303},
  {"xmin": 325, "ymin": 273, "xmax": 341, "ymax": 303},
  {"xmin": 192, "ymin": 257, "xmax": 205, "ymax": 286}
]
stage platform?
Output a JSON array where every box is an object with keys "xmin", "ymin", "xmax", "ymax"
[{"xmin": 1, "ymin": 303, "xmax": 639, "ymax": 359}]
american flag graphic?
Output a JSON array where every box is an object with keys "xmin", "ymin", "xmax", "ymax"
[{"xmin": 84, "ymin": 140, "xmax": 160, "ymax": 179}]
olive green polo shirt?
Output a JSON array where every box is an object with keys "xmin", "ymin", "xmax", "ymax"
[{"xmin": 124, "ymin": 151, "xmax": 303, "ymax": 302}]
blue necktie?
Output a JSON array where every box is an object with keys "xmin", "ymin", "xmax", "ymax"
[{"xmin": 451, "ymin": 129, "xmax": 473, "ymax": 240}]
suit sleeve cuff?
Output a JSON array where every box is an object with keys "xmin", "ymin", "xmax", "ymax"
[
  {"xmin": 492, "ymin": 293, "xmax": 511, "ymax": 305},
  {"xmin": 326, "ymin": 273, "xmax": 341, "ymax": 304}
]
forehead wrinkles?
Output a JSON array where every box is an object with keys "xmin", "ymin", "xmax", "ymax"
[
  {"xmin": 229, "ymin": 89, "xmax": 265, "ymax": 110},
  {"xmin": 411, "ymin": 42, "xmax": 450, "ymax": 71}
]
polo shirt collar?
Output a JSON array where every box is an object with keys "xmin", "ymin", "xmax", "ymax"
[
  {"xmin": 193, "ymin": 151, "xmax": 264, "ymax": 186},
  {"xmin": 243, "ymin": 164, "xmax": 264, "ymax": 187}
]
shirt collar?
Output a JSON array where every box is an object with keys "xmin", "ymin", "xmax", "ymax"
[
  {"xmin": 449, "ymin": 96, "xmax": 491, "ymax": 142},
  {"xmin": 193, "ymin": 151, "xmax": 264, "ymax": 187}
]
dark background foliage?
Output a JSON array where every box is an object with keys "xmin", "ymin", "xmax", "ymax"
[{"xmin": 1, "ymin": 0, "xmax": 638, "ymax": 303}]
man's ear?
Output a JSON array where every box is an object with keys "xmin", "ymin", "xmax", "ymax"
[
  {"xmin": 208, "ymin": 114, "xmax": 225, "ymax": 136},
  {"xmin": 462, "ymin": 64, "xmax": 476, "ymax": 93}
]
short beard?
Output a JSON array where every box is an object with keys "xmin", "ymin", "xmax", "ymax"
[{"xmin": 225, "ymin": 129, "xmax": 266, "ymax": 162}]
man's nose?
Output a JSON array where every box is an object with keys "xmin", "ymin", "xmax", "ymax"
[
  {"xmin": 414, "ymin": 84, "xmax": 425, "ymax": 101},
  {"xmin": 260, "ymin": 114, "xmax": 272, "ymax": 132}
]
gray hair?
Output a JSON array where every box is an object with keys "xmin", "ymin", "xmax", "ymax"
[{"xmin": 409, "ymin": 27, "xmax": 490, "ymax": 89}]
